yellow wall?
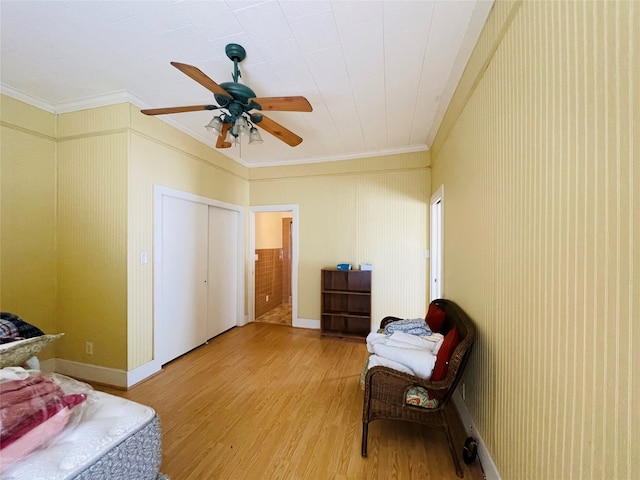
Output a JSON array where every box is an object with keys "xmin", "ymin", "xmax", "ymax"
[
  {"xmin": 1, "ymin": 95, "xmax": 429, "ymax": 372},
  {"xmin": 250, "ymin": 152, "xmax": 430, "ymax": 327},
  {"xmin": 431, "ymin": 1, "xmax": 639, "ymax": 478},
  {"xmin": 56, "ymin": 113, "xmax": 129, "ymax": 369},
  {"xmin": 0, "ymin": 96, "xmax": 58, "ymax": 358},
  {"xmin": 256, "ymin": 212, "xmax": 284, "ymax": 249},
  {"xmin": 0, "ymin": 98, "xmax": 251, "ymax": 370},
  {"xmin": 56, "ymin": 104, "xmax": 251, "ymax": 370}
]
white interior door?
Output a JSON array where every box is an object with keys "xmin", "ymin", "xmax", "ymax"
[
  {"xmin": 430, "ymin": 186, "xmax": 444, "ymax": 300},
  {"xmin": 207, "ymin": 206, "xmax": 239, "ymax": 339},
  {"xmin": 159, "ymin": 196, "xmax": 208, "ymax": 365}
]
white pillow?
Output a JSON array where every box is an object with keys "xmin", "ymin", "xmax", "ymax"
[{"xmin": 0, "ymin": 334, "xmax": 64, "ymax": 368}]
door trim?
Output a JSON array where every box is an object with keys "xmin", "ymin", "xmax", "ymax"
[
  {"xmin": 154, "ymin": 185, "xmax": 245, "ymax": 364},
  {"xmin": 249, "ymin": 204, "xmax": 300, "ymax": 327}
]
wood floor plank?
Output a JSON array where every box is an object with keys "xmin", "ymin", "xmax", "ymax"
[{"xmin": 94, "ymin": 323, "xmax": 483, "ymax": 480}]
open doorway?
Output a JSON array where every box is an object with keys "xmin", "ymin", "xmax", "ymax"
[
  {"xmin": 249, "ymin": 205, "xmax": 299, "ymax": 327},
  {"xmin": 254, "ymin": 211, "xmax": 292, "ymax": 325}
]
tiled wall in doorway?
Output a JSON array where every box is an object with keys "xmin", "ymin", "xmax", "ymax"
[{"xmin": 255, "ymin": 248, "xmax": 283, "ymax": 318}]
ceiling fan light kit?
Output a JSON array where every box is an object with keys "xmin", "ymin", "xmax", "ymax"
[
  {"xmin": 205, "ymin": 116, "xmax": 223, "ymax": 135},
  {"xmin": 248, "ymin": 127, "xmax": 263, "ymax": 144},
  {"xmin": 141, "ymin": 43, "xmax": 312, "ymax": 149}
]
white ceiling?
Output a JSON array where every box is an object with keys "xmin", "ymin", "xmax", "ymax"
[{"xmin": 0, "ymin": 0, "xmax": 493, "ymax": 167}]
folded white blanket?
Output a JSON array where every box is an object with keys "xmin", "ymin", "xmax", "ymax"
[
  {"xmin": 386, "ymin": 331, "xmax": 444, "ymax": 354},
  {"xmin": 371, "ymin": 343, "xmax": 437, "ymax": 379},
  {"xmin": 367, "ymin": 354, "xmax": 416, "ymax": 376},
  {"xmin": 366, "ymin": 332, "xmax": 388, "ymax": 353}
]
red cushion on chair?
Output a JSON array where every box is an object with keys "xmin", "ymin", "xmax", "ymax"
[
  {"xmin": 425, "ymin": 303, "xmax": 446, "ymax": 332},
  {"xmin": 431, "ymin": 327, "xmax": 460, "ymax": 381}
]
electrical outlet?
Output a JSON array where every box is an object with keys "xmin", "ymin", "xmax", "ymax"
[{"xmin": 85, "ymin": 341, "xmax": 93, "ymax": 355}]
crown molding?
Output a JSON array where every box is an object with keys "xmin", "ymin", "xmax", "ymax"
[
  {"xmin": 1, "ymin": 85, "xmax": 429, "ymax": 167},
  {"xmin": 249, "ymin": 144, "xmax": 430, "ymax": 169},
  {"xmin": 53, "ymin": 90, "xmax": 146, "ymax": 114},
  {"xmin": 0, "ymin": 84, "xmax": 150, "ymax": 114},
  {"xmin": 1, "ymin": 84, "xmax": 56, "ymax": 113}
]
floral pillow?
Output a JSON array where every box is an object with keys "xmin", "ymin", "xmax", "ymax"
[{"xmin": 406, "ymin": 386, "xmax": 440, "ymax": 409}]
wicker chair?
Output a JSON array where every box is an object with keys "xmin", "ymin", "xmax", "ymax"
[{"xmin": 361, "ymin": 299, "xmax": 476, "ymax": 478}]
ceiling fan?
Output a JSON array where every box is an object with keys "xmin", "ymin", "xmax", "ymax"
[{"xmin": 141, "ymin": 43, "xmax": 312, "ymax": 148}]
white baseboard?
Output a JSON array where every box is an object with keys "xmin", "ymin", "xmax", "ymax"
[
  {"xmin": 452, "ymin": 390, "xmax": 501, "ymax": 480},
  {"xmin": 126, "ymin": 360, "xmax": 162, "ymax": 387},
  {"xmin": 293, "ymin": 317, "xmax": 320, "ymax": 329},
  {"xmin": 40, "ymin": 358, "xmax": 161, "ymax": 389}
]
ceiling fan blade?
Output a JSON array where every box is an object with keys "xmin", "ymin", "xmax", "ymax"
[
  {"xmin": 141, "ymin": 105, "xmax": 218, "ymax": 116},
  {"xmin": 171, "ymin": 61, "xmax": 231, "ymax": 98},
  {"xmin": 250, "ymin": 96, "xmax": 312, "ymax": 112},
  {"xmin": 256, "ymin": 115, "xmax": 303, "ymax": 147},
  {"xmin": 216, "ymin": 123, "xmax": 232, "ymax": 149}
]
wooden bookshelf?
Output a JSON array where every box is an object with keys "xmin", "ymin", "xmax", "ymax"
[{"xmin": 321, "ymin": 268, "xmax": 371, "ymax": 341}]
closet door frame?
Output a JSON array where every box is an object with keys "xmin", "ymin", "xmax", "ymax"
[{"xmin": 153, "ymin": 185, "xmax": 245, "ymax": 365}]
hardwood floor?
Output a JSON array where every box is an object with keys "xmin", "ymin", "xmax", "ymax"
[
  {"xmin": 95, "ymin": 323, "xmax": 484, "ymax": 480},
  {"xmin": 255, "ymin": 303, "xmax": 292, "ymax": 325}
]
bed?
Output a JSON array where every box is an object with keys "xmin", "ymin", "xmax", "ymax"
[
  {"xmin": 0, "ymin": 312, "xmax": 168, "ymax": 480},
  {"xmin": 1, "ymin": 389, "xmax": 166, "ymax": 480}
]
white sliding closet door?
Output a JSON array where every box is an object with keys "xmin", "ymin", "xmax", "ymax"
[
  {"xmin": 207, "ymin": 206, "xmax": 239, "ymax": 339},
  {"xmin": 158, "ymin": 196, "xmax": 208, "ymax": 365}
]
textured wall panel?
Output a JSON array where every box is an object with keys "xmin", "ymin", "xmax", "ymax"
[
  {"xmin": 255, "ymin": 248, "xmax": 284, "ymax": 318},
  {"xmin": 0, "ymin": 100, "xmax": 57, "ymax": 337},
  {"xmin": 251, "ymin": 154, "xmax": 430, "ymax": 326},
  {"xmin": 432, "ymin": 1, "xmax": 638, "ymax": 479},
  {"xmin": 57, "ymin": 134, "xmax": 128, "ymax": 369}
]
